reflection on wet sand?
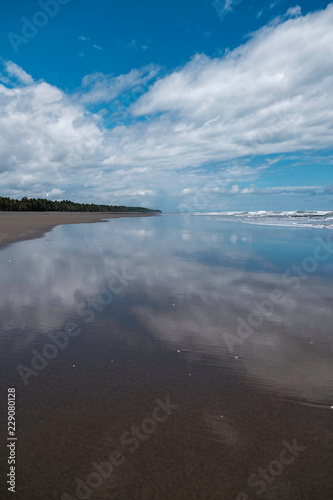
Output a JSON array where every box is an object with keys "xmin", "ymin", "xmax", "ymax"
[{"xmin": 0, "ymin": 215, "xmax": 332, "ymax": 499}]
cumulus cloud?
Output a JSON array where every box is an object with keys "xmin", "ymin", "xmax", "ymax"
[
  {"xmin": 0, "ymin": 69, "xmax": 105, "ymax": 199},
  {"xmin": 0, "ymin": 5, "xmax": 333, "ymax": 209}
]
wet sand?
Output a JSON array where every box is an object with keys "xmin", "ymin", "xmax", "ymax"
[
  {"xmin": 0, "ymin": 211, "xmax": 158, "ymax": 249},
  {"xmin": 0, "ymin": 215, "xmax": 332, "ymax": 499}
]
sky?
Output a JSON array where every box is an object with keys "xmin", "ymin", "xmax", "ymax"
[{"xmin": 0, "ymin": 0, "xmax": 333, "ymax": 212}]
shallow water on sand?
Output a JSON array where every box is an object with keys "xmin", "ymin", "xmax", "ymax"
[{"xmin": 0, "ymin": 214, "xmax": 332, "ymax": 499}]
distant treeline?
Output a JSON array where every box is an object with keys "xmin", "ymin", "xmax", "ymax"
[{"xmin": 0, "ymin": 196, "xmax": 161, "ymax": 213}]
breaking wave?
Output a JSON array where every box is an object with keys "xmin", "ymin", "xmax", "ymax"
[{"xmin": 191, "ymin": 211, "xmax": 333, "ymax": 229}]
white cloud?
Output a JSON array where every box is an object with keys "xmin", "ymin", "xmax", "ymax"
[
  {"xmin": 213, "ymin": 0, "xmax": 241, "ymax": 21},
  {"xmin": 285, "ymin": 5, "xmax": 302, "ymax": 18},
  {"xmin": 256, "ymin": 9, "xmax": 264, "ymax": 19},
  {"xmin": 78, "ymin": 35, "xmax": 104, "ymax": 52},
  {"xmin": 0, "ymin": 68, "xmax": 105, "ymax": 197},
  {"xmin": 239, "ymin": 185, "xmax": 327, "ymax": 196},
  {"xmin": 4, "ymin": 61, "xmax": 33, "ymax": 85},
  {"xmin": 78, "ymin": 64, "xmax": 160, "ymax": 105},
  {"xmin": 135, "ymin": 190, "xmax": 155, "ymax": 196},
  {"xmin": 46, "ymin": 188, "xmax": 65, "ymax": 198}
]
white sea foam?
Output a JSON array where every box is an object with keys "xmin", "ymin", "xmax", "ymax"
[{"xmin": 191, "ymin": 211, "xmax": 333, "ymax": 229}]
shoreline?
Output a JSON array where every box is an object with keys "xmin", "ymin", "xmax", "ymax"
[{"xmin": 0, "ymin": 211, "xmax": 159, "ymax": 250}]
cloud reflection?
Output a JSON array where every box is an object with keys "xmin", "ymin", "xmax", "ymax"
[{"xmin": 1, "ymin": 216, "xmax": 332, "ymax": 404}]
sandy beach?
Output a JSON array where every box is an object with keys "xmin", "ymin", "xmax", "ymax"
[
  {"xmin": 0, "ymin": 212, "xmax": 158, "ymax": 249},
  {"xmin": 0, "ymin": 214, "xmax": 332, "ymax": 499}
]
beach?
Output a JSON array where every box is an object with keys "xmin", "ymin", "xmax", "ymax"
[
  {"xmin": 0, "ymin": 211, "xmax": 158, "ymax": 249},
  {"xmin": 0, "ymin": 214, "xmax": 332, "ymax": 499}
]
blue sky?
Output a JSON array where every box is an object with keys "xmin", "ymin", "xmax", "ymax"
[{"xmin": 0, "ymin": 0, "xmax": 332, "ymax": 211}]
